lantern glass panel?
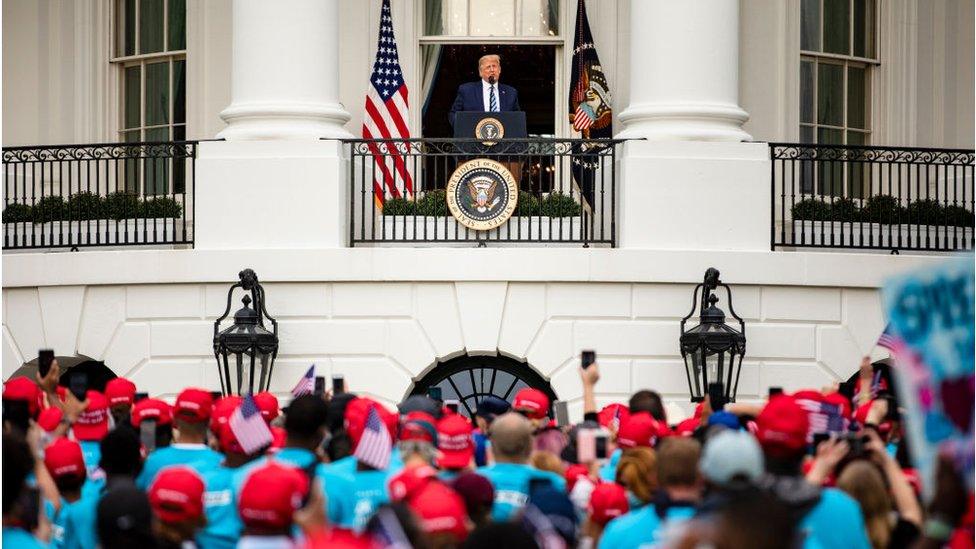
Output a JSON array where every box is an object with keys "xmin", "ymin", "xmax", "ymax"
[{"xmin": 235, "ymin": 352, "xmax": 245, "ymax": 394}]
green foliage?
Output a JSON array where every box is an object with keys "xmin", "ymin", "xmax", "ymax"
[
  {"xmin": 33, "ymin": 196, "xmax": 67, "ymax": 222},
  {"xmin": 517, "ymin": 191, "xmax": 540, "ymax": 215},
  {"xmin": 539, "ymin": 192, "xmax": 581, "ymax": 217},
  {"xmin": 416, "ymin": 190, "xmax": 448, "ymax": 217},
  {"xmin": 382, "ymin": 197, "xmax": 416, "ymax": 216},
  {"xmin": 2, "ymin": 203, "xmax": 33, "ymax": 223},
  {"xmin": 791, "ymin": 195, "xmax": 973, "ymax": 227},
  {"xmin": 102, "ymin": 192, "xmax": 142, "ymax": 220},
  {"xmin": 66, "ymin": 192, "xmax": 105, "ymax": 220},
  {"xmin": 140, "ymin": 196, "xmax": 182, "ymax": 218}
]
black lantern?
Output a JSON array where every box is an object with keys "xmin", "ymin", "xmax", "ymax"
[
  {"xmin": 213, "ymin": 269, "xmax": 279, "ymax": 396},
  {"xmin": 679, "ymin": 268, "xmax": 746, "ymax": 403}
]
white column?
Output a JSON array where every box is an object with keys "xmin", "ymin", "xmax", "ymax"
[
  {"xmin": 217, "ymin": 0, "xmax": 351, "ymax": 140},
  {"xmin": 617, "ymin": 0, "xmax": 751, "ymax": 141}
]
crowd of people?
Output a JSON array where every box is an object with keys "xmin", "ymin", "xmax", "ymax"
[{"xmin": 2, "ymin": 356, "xmax": 973, "ymax": 548}]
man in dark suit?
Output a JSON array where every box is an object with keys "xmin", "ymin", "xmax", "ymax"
[{"xmin": 448, "ymin": 54, "xmax": 521, "ymax": 127}]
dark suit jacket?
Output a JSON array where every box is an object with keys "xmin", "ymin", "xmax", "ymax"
[{"xmin": 448, "ymin": 81, "xmax": 521, "ymax": 126}]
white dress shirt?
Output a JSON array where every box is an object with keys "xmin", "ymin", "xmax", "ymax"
[{"xmin": 481, "ymin": 79, "xmax": 499, "ymax": 112}]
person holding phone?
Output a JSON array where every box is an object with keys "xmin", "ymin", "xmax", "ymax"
[{"xmin": 136, "ymin": 388, "xmax": 221, "ymax": 491}]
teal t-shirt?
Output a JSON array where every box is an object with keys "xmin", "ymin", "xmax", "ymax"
[
  {"xmin": 800, "ymin": 488, "xmax": 871, "ymax": 549},
  {"xmin": 599, "ymin": 503, "xmax": 696, "ymax": 548},
  {"xmin": 2, "ymin": 526, "xmax": 48, "ymax": 549},
  {"xmin": 198, "ymin": 465, "xmax": 242, "ymax": 549},
  {"xmin": 136, "ymin": 444, "xmax": 223, "ymax": 490},
  {"xmin": 476, "ymin": 462, "xmax": 567, "ymax": 521},
  {"xmin": 77, "ymin": 441, "xmax": 101, "ymax": 479},
  {"xmin": 43, "ymin": 497, "xmax": 67, "ymax": 549},
  {"xmin": 598, "ymin": 448, "xmax": 622, "ymax": 482},
  {"xmin": 60, "ymin": 491, "xmax": 100, "ymax": 549}
]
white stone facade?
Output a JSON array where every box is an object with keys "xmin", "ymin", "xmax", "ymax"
[{"xmin": 2, "ymin": 247, "xmax": 947, "ymax": 420}]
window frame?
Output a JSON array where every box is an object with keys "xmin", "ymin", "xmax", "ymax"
[{"xmin": 419, "ymin": 0, "xmax": 562, "ymax": 41}]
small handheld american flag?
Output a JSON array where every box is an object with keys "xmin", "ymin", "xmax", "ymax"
[
  {"xmin": 354, "ymin": 405, "xmax": 392, "ymax": 470},
  {"xmin": 230, "ymin": 394, "xmax": 274, "ymax": 455},
  {"xmin": 876, "ymin": 323, "xmax": 904, "ymax": 353},
  {"xmin": 291, "ymin": 365, "xmax": 315, "ymax": 398},
  {"xmin": 796, "ymin": 398, "xmax": 849, "ymax": 441}
]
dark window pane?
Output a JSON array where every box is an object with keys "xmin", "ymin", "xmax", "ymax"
[
  {"xmin": 123, "ymin": 0, "xmax": 136, "ymax": 56},
  {"xmin": 817, "ymin": 63, "xmax": 844, "ymax": 126},
  {"xmin": 817, "ymin": 127, "xmax": 844, "ymax": 196},
  {"xmin": 800, "ymin": 126, "xmax": 815, "ymax": 143},
  {"xmin": 123, "ymin": 130, "xmax": 141, "ymax": 194},
  {"xmin": 124, "ymin": 66, "xmax": 141, "ymax": 129},
  {"xmin": 800, "ymin": 60, "xmax": 815, "ymax": 124},
  {"xmin": 140, "ymin": 0, "xmax": 164, "ymax": 54},
  {"xmin": 173, "ymin": 59, "xmax": 186, "ymax": 123},
  {"xmin": 144, "ymin": 127, "xmax": 169, "ymax": 195},
  {"xmin": 801, "ymin": 0, "xmax": 821, "ymax": 51},
  {"xmin": 168, "ymin": 0, "xmax": 186, "ymax": 50},
  {"xmin": 847, "ymin": 131, "xmax": 868, "ymax": 198},
  {"xmin": 173, "ymin": 125, "xmax": 186, "ymax": 193},
  {"xmin": 424, "ymin": 0, "xmax": 446, "ymax": 35},
  {"xmin": 847, "ymin": 66, "xmax": 867, "ymax": 129},
  {"xmin": 823, "ymin": 0, "xmax": 850, "ymax": 55},
  {"xmin": 853, "ymin": 0, "xmax": 875, "ymax": 58},
  {"xmin": 800, "ymin": 126, "xmax": 815, "ymax": 193},
  {"xmin": 145, "ymin": 62, "xmax": 169, "ymax": 126}
]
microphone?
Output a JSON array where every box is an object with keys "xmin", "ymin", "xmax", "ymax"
[{"xmin": 488, "ymin": 75, "xmax": 496, "ymax": 85}]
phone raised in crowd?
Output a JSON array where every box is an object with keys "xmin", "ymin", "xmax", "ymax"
[
  {"xmin": 594, "ymin": 430, "xmax": 609, "ymax": 459},
  {"xmin": 210, "ymin": 391, "xmax": 222, "ymax": 402},
  {"xmin": 38, "ymin": 349, "xmax": 55, "ymax": 378},
  {"xmin": 313, "ymin": 376, "xmax": 326, "ymax": 396},
  {"xmin": 708, "ymin": 382, "xmax": 726, "ymax": 412},
  {"xmin": 554, "ymin": 401, "xmax": 570, "ymax": 427},
  {"xmin": 68, "ymin": 371, "xmax": 89, "ymax": 402},
  {"xmin": 140, "ymin": 418, "xmax": 158, "ymax": 454},
  {"xmin": 445, "ymin": 399, "xmax": 460, "ymax": 413},
  {"xmin": 330, "ymin": 375, "xmax": 344, "ymax": 395},
  {"xmin": 581, "ymin": 350, "xmax": 596, "ymax": 369},
  {"xmin": 134, "ymin": 392, "xmax": 149, "ymax": 403},
  {"xmin": 427, "ymin": 386, "xmax": 443, "ymax": 402},
  {"xmin": 768, "ymin": 386, "xmax": 784, "ymax": 397}
]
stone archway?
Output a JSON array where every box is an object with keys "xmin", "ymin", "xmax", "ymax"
[{"xmin": 410, "ymin": 355, "xmax": 557, "ymax": 418}]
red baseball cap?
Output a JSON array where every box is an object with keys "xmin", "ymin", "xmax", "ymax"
[
  {"xmin": 345, "ymin": 398, "xmax": 397, "ymax": 446},
  {"xmin": 588, "ymin": 482, "xmax": 629, "ymax": 525},
  {"xmin": 210, "ymin": 396, "xmax": 243, "ymax": 435},
  {"xmin": 174, "ymin": 388, "xmax": 213, "ymax": 423},
  {"xmin": 674, "ymin": 417, "xmax": 701, "ymax": 437},
  {"xmin": 149, "ymin": 466, "xmax": 206, "ymax": 524},
  {"xmin": 390, "ymin": 466, "xmax": 468, "ymax": 542},
  {"xmin": 756, "ymin": 395, "xmax": 809, "ymax": 457},
  {"xmin": 130, "ymin": 398, "xmax": 173, "ymax": 427},
  {"xmin": 44, "ymin": 437, "xmax": 86, "ymax": 481},
  {"xmin": 564, "ymin": 464, "xmax": 591, "ymax": 492},
  {"xmin": 597, "ymin": 403, "xmax": 631, "ymax": 430},
  {"xmin": 104, "ymin": 378, "xmax": 137, "ymax": 407},
  {"xmin": 73, "ymin": 391, "xmax": 110, "ymax": 441},
  {"xmin": 270, "ymin": 426, "xmax": 287, "ymax": 451},
  {"xmin": 238, "ymin": 462, "xmax": 310, "ymax": 530},
  {"xmin": 38, "ymin": 407, "xmax": 64, "ymax": 432},
  {"xmin": 3, "ymin": 376, "xmax": 41, "ymax": 417},
  {"xmin": 253, "ymin": 392, "xmax": 279, "ymax": 423},
  {"xmin": 616, "ymin": 412, "xmax": 663, "ymax": 449},
  {"xmin": 436, "ymin": 414, "xmax": 474, "ymax": 469},
  {"xmin": 512, "ymin": 388, "xmax": 549, "ymax": 420},
  {"xmin": 400, "ymin": 411, "xmax": 438, "ymax": 445}
]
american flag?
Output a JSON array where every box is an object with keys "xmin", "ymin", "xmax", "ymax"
[
  {"xmin": 363, "ymin": 0, "xmax": 413, "ymax": 208},
  {"xmin": 354, "ymin": 405, "xmax": 392, "ymax": 470},
  {"xmin": 230, "ymin": 394, "xmax": 274, "ymax": 455},
  {"xmin": 291, "ymin": 365, "xmax": 315, "ymax": 398},
  {"xmin": 369, "ymin": 506, "xmax": 412, "ymax": 549},
  {"xmin": 877, "ymin": 323, "xmax": 904, "ymax": 353},
  {"xmin": 796, "ymin": 398, "xmax": 848, "ymax": 441}
]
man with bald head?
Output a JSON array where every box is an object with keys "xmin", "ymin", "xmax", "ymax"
[
  {"xmin": 448, "ymin": 54, "xmax": 521, "ymax": 127},
  {"xmin": 475, "ymin": 413, "xmax": 565, "ymax": 521}
]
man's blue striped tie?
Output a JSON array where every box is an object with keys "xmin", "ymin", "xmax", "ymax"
[{"xmin": 489, "ymin": 85, "xmax": 497, "ymax": 112}]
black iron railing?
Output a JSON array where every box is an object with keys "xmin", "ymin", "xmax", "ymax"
[
  {"xmin": 2, "ymin": 141, "xmax": 196, "ymax": 250},
  {"xmin": 770, "ymin": 143, "xmax": 974, "ymax": 252},
  {"xmin": 345, "ymin": 138, "xmax": 620, "ymax": 246}
]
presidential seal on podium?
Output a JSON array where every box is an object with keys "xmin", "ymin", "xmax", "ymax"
[
  {"xmin": 474, "ymin": 117, "xmax": 504, "ymax": 145},
  {"xmin": 446, "ymin": 159, "xmax": 519, "ymax": 231}
]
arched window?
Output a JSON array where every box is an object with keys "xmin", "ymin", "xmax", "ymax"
[{"xmin": 411, "ymin": 355, "xmax": 556, "ymax": 417}]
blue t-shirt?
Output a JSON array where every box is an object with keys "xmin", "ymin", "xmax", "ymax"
[
  {"xmin": 800, "ymin": 488, "xmax": 871, "ymax": 549},
  {"xmin": 476, "ymin": 462, "xmax": 567, "ymax": 521},
  {"xmin": 598, "ymin": 448, "xmax": 622, "ymax": 482},
  {"xmin": 2, "ymin": 526, "xmax": 48, "ymax": 549},
  {"xmin": 599, "ymin": 503, "xmax": 696, "ymax": 548},
  {"xmin": 77, "ymin": 441, "xmax": 101, "ymax": 478},
  {"xmin": 60, "ymin": 491, "xmax": 100, "ymax": 549},
  {"xmin": 44, "ymin": 497, "xmax": 67, "ymax": 549},
  {"xmin": 136, "ymin": 444, "xmax": 223, "ymax": 490},
  {"xmin": 198, "ymin": 465, "xmax": 243, "ymax": 549}
]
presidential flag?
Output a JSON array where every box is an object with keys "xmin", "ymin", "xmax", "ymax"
[
  {"xmin": 363, "ymin": 0, "xmax": 413, "ymax": 208},
  {"xmin": 568, "ymin": 0, "xmax": 612, "ymax": 208},
  {"xmin": 230, "ymin": 394, "xmax": 274, "ymax": 455},
  {"xmin": 291, "ymin": 364, "xmax": 315, "ymax": 398},
  {"xmin": 354, "ymin": 405, "xmax": 392, "ymax": 470},
  {"xmin": 796, "ymin": 398, "xmax": 849, "ymax": 440}
]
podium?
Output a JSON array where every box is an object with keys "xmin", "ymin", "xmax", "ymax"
[{"xmin": 453, "ymin": 111, "xmax": 527, "ymax": 184}]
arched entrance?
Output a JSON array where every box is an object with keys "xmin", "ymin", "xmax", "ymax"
[{"xmin": 411, "ymin": 355, "xmax": 556, "ymax": 418}]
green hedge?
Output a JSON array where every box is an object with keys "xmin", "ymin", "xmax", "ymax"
[
  {"xmin": 383, "ymin": 190, "xmax": 580, "ymax": 217},
  {"xmin": 2, "ymin": 192, "xmax": 183, "ymax": 224},
  {"xmin": 791, "ymin": 196, "xmax": 974, "ymax": 228}
]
